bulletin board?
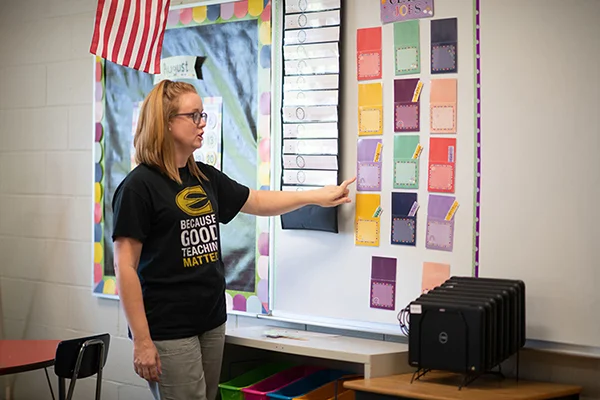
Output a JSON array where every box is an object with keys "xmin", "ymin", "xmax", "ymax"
[
  {"xmin": 267, "ymin": 0, "xmax": 477, "ymax": 335},
  {"xmin": 92, "ymin": 0, "xmax": 274, "ymax": 316}
]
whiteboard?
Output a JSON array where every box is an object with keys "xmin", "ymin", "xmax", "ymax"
[
  {"xmin": 269, "ymin": 0, "xmax": 476, "ymax": 335},
  {"xmin": 478, "ymin": 0, "xmax": 600, "ymax": 348}
]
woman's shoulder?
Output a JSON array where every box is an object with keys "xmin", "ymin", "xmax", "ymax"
[{"xmin": 115, "ymin": 164, "xmax": 163, "ymax": 197}]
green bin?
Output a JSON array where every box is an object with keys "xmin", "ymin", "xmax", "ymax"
[{"xmin": 219, "ymin": 362, "xmax": 294, "ymax": 400}]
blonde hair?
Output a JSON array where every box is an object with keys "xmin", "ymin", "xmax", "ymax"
[{"xmin": 133, "ymin": 79, "xmax": 208, "ymax": 184}]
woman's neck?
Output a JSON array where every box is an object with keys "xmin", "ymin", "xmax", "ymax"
[{"xmin": 175, "ymin": 151, "xmax": 190, "ymax": 168}]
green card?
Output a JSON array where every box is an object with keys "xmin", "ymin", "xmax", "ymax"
[
  {"xmin": 393, "ymin": 135, "xmax": 420, "ymax": 189},
  {"xmin": 394, "ymin": 20, "xmax": 420, "ymax": 76}
]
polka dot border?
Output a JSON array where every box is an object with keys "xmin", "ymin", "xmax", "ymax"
[{"xmin": 473, "ymin": 0, "xmax": 481, "ymax": 277}]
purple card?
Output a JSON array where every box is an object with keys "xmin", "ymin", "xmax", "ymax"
[
  {"xmin": 381, "ymin": 0, "xmax": 434, "ymax": 24},
  {"xmin": 426, "ymin": 194, "xmax": 455, "ymax": 251},
  {"xmin": 394, "ymin": 79, "xmax": 421, "ymax": 132},
  {"xmin": 370, "ymin": 256, "xmax": 397, "ymax": 310},
  {"xmin": 371, "ymin": 256, "xmax": 397, "ymax": 282},
  {"xmin": 394, "ymin": 78, "xmax": 420, "ymax": 103},
  {"xmin": 427, "ymin": 194, "xmax": 455, "ymax": 219},
  {"xmin": 357, "ymin": 138, "xmax": 382, "ymax": 192}
]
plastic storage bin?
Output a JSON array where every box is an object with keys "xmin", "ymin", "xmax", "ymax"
[
  {"xmin": 294, "ymin": 375, "xmax": 361, "ymax": 400},
  {"xmin": 242, "ymin": 366, "xmax": 322, "ymax": 400},
  {"xmin": 267, "ymin": 369, "xmax": 351, "ymax": 400},
  {"xmin": 219, "ymin": 362, "xmax": 294, "ymax": 400},
  {"xmin": 334, "ymin": 389, "xmax": 355, "ymax": 400}
]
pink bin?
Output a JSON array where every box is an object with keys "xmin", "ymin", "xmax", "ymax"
[{"xmin": 241, "ymin": 366, "xmax": 322, "ymax": 400}]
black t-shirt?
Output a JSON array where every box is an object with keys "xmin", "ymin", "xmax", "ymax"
[{"xmin": 111, "ymin": 162, "xmax": 250, "ymax": 341}]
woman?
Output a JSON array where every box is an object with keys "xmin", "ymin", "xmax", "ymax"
[{"xmin": 112, "ymin": 80, "xmax": 354, "ymax": 400}]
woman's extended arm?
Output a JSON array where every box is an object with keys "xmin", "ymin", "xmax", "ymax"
[
  {"xmin": 241, "ymin": 177, "xmax": 356, "ymax": 217},
  {"xmin": 114, "ymin": 238, "xmax": 161, "ymax": 382}
]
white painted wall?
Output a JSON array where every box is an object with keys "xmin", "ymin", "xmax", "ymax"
[{"xmin": 0, "ymin": 0, "xmax": 599, "ymax": 399}]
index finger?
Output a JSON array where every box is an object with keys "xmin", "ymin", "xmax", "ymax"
[{"xmin": 340, "ymin": 177, "xmax": 356, "ymax": 189}]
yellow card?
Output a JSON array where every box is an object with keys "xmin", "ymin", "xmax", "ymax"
[
  {"xmin": 355, "ymin": 193, "xmax": 381, "ymax": 247},
  {"xmin": 358, "ymin": 83, "xmax": 383, "ymax": 136}
]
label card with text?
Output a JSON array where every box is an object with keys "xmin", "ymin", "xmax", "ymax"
[{"xmin": 381, "ymin": 0, "xmax": 434, "ymax": 24}]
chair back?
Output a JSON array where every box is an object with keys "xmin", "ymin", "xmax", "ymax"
[{"xmin": 54, "ymin": 333, "xmax": 110, "ymax": 379}]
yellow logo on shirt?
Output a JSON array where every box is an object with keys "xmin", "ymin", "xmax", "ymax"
[{"xmin": 175, "ymin": 186, "xmax": 214, "ymax": 217}]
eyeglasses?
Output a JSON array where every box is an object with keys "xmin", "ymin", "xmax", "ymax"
[{"xmin": 173, "ymin": 111, "xmax": 208, "ymax": 126}]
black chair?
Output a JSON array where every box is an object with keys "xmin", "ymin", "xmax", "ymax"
[{"xmin": 53, "ymin": 333, "xmax": 110, "ymax": 400}]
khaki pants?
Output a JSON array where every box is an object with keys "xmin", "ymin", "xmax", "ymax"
[{"xmin": 149, "ymin": 323, "xmax": 226, "ymax": 400}]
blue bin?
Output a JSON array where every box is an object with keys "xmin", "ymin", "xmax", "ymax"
[{"xmin": 267, "ymin": 369, "xmax": 351, "ymax": 400}]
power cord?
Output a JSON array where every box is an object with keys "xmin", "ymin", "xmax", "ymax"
[{"xmin": 397, "ymin": 304, "xmax": 411, "ymax": 336}]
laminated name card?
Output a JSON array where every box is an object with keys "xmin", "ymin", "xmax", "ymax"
[
  {"xmin": 283, "ymin": 122, "xmax": 339, "ymax": 139},
  {"xmin": 357, "ymin": 27, "xmax": 382, "ymax": 81},
  {"xmin": 283, "ymin": 139, "xmax": 338, "ymax": 155},
  {"xmin": 285, "ymin": 9, "xmax": 340, "ymax": 29},
  {"xmin": 355, "ymin": 193, "xmax": 381, "ymax": 247},
  {"xmin": 284, "ymin": 75, "xmax": 339, "ymax": 91},
  {"xmin": 358, "ymin": 83, "xmax": 383, "ymax": 136},
  {"xmin": 284, "ymin": 26, "xmax": 340, "ymax": 45},
  {"xmin": 425, "ymin": 194, "xmax": 458, "ymax": 252},
  {"xmin": 282, "ymin": 105, "xmax": 338, "ymax": 123},
  {"xmin": 394, "ymin": 78, "xmax": 422, "ymax": 132},
  {"xmin": 282, "ymin": 155, "xmax": 338, "ymax": 170},
  {"xmin": 431, "ymin": 18, "xmax": 458, "ymax": 74},
  {"xmin": 283, "ymin": 169, "xmax": 337, "ymax": 186},
  {"xmin": 394, "ymin": 20, "xmax": 420, "ymax": 75},
  {"xmin": 356, "ymin": 138, "xmax": 383, "ymax": 192},
  {"xmin": 283, "ymin": 42, "xmax": 339, "ymax": 60},
  {"xmin": 394, "ymin": 135, "xmax": 421, "ymax": 189},
  {"xmin": 285, "ymin": 0, "xmax": 341, "ymax": 14},
  {"xmin": 284, "ymin": 57, "xmax": 340, "ymax": 75},
  {"xmin": 282, "ymin": 185, "xmax": 324, "ymax": 191},
  {"xmin": 283, "ymin": 90, "xmax": 339, "ymax": 107},
  {"xmin": 428, "ymin": 137, "xmax": 456, "ymax": 193},
  {"xmin": 370, "ymin": 256, "xmax": 397, "ymax": 310},
  {"xmin": 430, "ymin": 78, "xmax": 457, "ymax": 133},
  {"xmin": 391, "ymin": 192, "xmax": 418, "ymax": 246}
]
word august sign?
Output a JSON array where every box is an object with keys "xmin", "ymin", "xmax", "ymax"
[
  {"xmin": 153, "ymin": 55, "xmax": 206, "ymax": 84},
  {"xmin": 381, "ymin": 0, "xmax": 434, "ymax": 24}
]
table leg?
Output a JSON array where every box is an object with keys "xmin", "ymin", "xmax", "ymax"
[
  {"xmin": 5, "ymin": 384, "xmax": 11, "ymax": 400},
  {"xmin": 44, "ymin": 368, "xmax": 55, "ymax": 400}
]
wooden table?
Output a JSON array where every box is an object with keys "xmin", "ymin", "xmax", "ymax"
[
  {"xmin": 0, "ymin": 340, "xmax": 61, "ymax": 399},
  {"xmin": 343, "ymin": 371, "xmax": 583, "ymax": 400}
]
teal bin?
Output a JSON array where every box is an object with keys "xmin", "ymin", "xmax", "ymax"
[
  {"xmin": 219, "ymin": 362, "xmax": 294, "ymax": 400},
  {"xmin": 267, "ymin": 369, "xmax": 351, "ymax": 400}
]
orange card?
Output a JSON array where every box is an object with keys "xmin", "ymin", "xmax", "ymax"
[
  {"xmin": 421, "ymin": 262, "xmax": 450, "ymax": 294},
  {"xmin": 430, "ymin": 78, "xmax": 457, "ymax": 133}
]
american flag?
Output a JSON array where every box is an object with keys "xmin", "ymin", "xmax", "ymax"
[{"xmin": 89, "ymin": 0, "xmax": 171, "ymax": 74}]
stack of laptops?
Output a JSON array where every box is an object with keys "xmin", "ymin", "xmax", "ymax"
[{"xmin": 408, "ymin": 276, "xmax": 525, "ymax": 374}]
